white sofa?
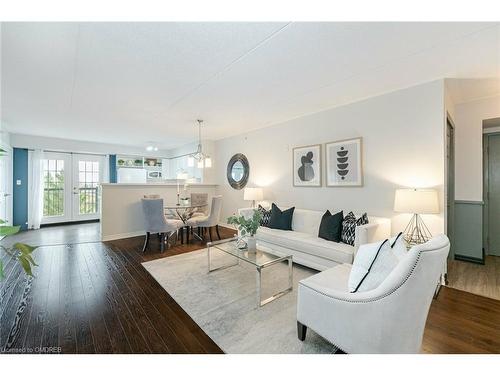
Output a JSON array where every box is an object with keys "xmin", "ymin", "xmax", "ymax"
[
  {"xmin": 238, "ymin": 207, "xmax": 391, "ymax": 270},
  {"xmin": 296, "ymin": 234, "xmax": 450, "ymax": 353}
]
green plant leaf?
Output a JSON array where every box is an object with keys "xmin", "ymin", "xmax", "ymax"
[
  {"xmin": 0, "ymin": 219, "xmax": 6, "ymax": 224},
  {"xmin": 18, "ymin": 256, "xmax": 33, "ymax": 277},
  {"xmin": 13, "ymin": 242, "xmax": 37, "ymax": 255},
  {"xmin": 0, "ymin": 225, "xmax": 20, "ymax": 236},
  {"xmin": 0, "ymin": 259, "xmax": 4, "ymax": 280}
]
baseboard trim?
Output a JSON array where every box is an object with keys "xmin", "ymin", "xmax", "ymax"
[
  {"xmin": 102, "ymin": 231, "xmax": 145, "ymax": 242},
  {"xmin": 41, "ymin": 219, "xmax": 100, "ymax": 228},
  {"xmin": 454, "ymin": 253, "xmax": 485, "ymax": 265}
]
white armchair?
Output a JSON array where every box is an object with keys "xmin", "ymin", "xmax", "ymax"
[{"xmin": 297, "ymin": 234, "xmax": 450, "ymax": 353}]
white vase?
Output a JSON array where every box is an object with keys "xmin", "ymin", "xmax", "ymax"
[{"xmin": 247, "ymin": 236, "xmax": 257, "ymax": 253}]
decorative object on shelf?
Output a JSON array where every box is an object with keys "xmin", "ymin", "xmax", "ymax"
[
  {"xmin": 326, "ymin": 137, "xmax": 363, "ymax": 187},
  {"xmin": 117, "ymin": 159, "xmax": 125, "ymax": 166},
  {"xmin": 227, "ymin": 210, "xmax": 262, "ymax": 253},
  {"xmin": 394, "ymin": 188, "xmax": 439, "ymax": 246},
  {"xmin": 293, "ymin": 144, "xmax": 322, "ymax": 187},
  {"xmin": 176, "ymin": 170, "xmax": 189, "ymax": 206},
  {"xmin": 187, "ymin": 119, "xmax": 212, "ymax": 169},
  {"xmin": 227, "ymin": 153, "xmax": 249, "ymax": 190},
  {"xmin": 243, "ymin": 187, "xmax": 263, "ymax": 208}
]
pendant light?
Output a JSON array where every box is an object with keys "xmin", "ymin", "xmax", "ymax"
[{"xmin": 188, "ymin": 119, "xmax": 212, "ymax": 168}]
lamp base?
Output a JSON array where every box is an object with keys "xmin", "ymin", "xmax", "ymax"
[{"xmin": 402, "ymin": 213, "xmax": 432, "ymax": 247}]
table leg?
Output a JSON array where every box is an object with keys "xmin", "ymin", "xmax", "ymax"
[{"xmin": 256, "ymin": 267, "xmax": 262, "ymax": 308}]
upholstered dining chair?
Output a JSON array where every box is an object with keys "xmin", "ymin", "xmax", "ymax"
[
  {"xmin": 186, "ymin": 195, "xmax": 223, "ymax": 242},
  {"xmin": 190, "ymin": 193, "xmax": 209, "ymax": 217},
  {"xmin": 296, "ymin": 234, "xmax": 450, "ymax": 353},
  {"xmin": 141, "ymin": 198, "xmax": 183, "ymax": 252}
]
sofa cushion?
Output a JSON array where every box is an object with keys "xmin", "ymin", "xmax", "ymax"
[
  {"xmin": 257, "ymin": 226, "xmax": 354, "ymax": 264},
  {"xmin": 341, "ymin": 211, "xmax": 369, "ymax": 246},
  {"xmin": 299, "ymin": 263, "xmax": 352, "ymax": 293},
  {"xmin": 318, "ymin": 210, "xmax": 343, "ymax": 242},
  {"xmin": 257, "ymin": 204, "xmax": 271, "ymax": 227},
  {"xmin": 268, "ymin": 203, "xmax": 295, "ymax": 231}
]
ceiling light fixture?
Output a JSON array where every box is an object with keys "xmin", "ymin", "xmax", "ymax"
[
  {"xmin": 187, "ymin": 119, "xmax": 212, "ymax": 168},
  {"xmin": 146, "ymin": 144, "xmax": 158, "ymax": 152}
]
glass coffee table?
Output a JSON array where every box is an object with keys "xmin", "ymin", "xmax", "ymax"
[{"xmin": 207, "ymin": 237, "xmax": 293, "ymax": 308}]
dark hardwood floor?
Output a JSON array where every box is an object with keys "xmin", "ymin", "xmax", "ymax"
[{"xmin": 1, "ymin": 225, "xmax": 499, "ymax": 354}]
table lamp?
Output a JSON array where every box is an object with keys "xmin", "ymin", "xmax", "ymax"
[
  {"xmin": 394, "ymin": 188, "xmax": 439, "ymax": 246},
  {"xmin": 243, "ymin": 187, "xmax": 263, "ymax": 208}
]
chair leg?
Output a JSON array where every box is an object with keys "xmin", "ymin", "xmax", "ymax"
[
  {"xmin": 142, "ymin": 232, "xmax": 150, "ymax": 253},
  {"xmin": 215, "ymin": 225, "xmax": 221, "ymax": 240},
  {"xmin": 160, "ymin": 233, "xmax": 165, "ymax": 253},
  {"xmin": 186, "ymin": 227, "xmax": 190, "ymax": 244},
  {"xmin": 180, "ymin": 227, "xmax": 184, "ymax": 244},
  {"xmin": 208, "ymin": 226, "xmax": 213, "ymax": 242},
  {"xmin": 297, "ymin": 322, "xmax": 307, "ymax": 341}
]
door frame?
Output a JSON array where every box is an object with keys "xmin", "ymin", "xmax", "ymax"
[
  {"xmin": 0, "ymin": 140, "xmax": 13, "ymax": 226},
  {"xmin": 483, "ymin": 131, "xmax": 500, "ymax": 256},
  {"xmin": 445, "ymin": 116, "xmax": 456, "ymax": 260}
]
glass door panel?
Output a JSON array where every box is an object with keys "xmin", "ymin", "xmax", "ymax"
[
  {"xmin": 41, "ymin": 153, "xmax": 72, "ymax": 224},
  {"xmin": 72, "ymin": 155, "xmax": 103, "ymax": 220}
]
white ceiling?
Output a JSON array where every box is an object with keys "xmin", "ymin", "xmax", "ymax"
[{"xmin": 2, "ymin": 22, "xmax": 500, "ymax": 150}]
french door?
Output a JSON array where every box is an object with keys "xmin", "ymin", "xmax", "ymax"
[{"xmin": 42, "ymin": 153, "xmax": 104, "ymax": 224}]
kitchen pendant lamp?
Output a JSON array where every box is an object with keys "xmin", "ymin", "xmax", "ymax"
[{"xmin": 188, "ymin": 119, "xmax": 212, "ymax": 169}]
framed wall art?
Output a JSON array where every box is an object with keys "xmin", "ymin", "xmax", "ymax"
[
  {"xmin": 325, "ymin": 137, "xmax": 363, "ymax": 187},
  {"xmin": 292, "ymin": 144, "xmax": 322, "ymax": 187}
]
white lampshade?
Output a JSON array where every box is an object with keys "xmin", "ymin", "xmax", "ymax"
[
  {"xmin": 187, "ymin": 155, "xmax": 194, "ymax": 167},
  {"xmin": 394, "ymin": 189, "xmax": 439, "ymax": 214},
  {"xmin": 197, "ymin": 159, "xmax": 204, "ymax": 168},
  {"xmin": 244, "ymin": 187, "xmax": 264, "ymax": 202},
  {"xmin": 204, "ymin": 156, "xmax": 212, "ymax": 168}
]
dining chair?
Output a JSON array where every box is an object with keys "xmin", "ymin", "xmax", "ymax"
[
  {"xmin": 190, "ymin": 193, "xmax": 209, "ymax": 217},
  {"xmin": 141, "ymin": 198, "xmax": 183, "ymax": 252},
  {"xmin": 186, "ymin": 195, "xmax": 223, "ymax": 242}
]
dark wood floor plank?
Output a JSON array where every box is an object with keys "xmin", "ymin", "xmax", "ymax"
[
  {"xmin": 79, "ymin": 245, "xmax": 132, "ymax": 353},
  {"xmin": 92, "ymin": 245, "xmax": 173, "ymax": 353},
  {"xmin": 58, "ymin": 247, "xmax": 77, "ymax": 354},
  {"xmin": 84, "ymin": 244, "xmax": 150, "ymax": 353},
  {"xmin": 22, "ymin": 248, "xmax": 54, "ymax": 352},
  {"xmin": 40, "ymin": 247, "xmax": 61, "ymax": 351},
  {"xmin": 68, "ymin": 245, "xmax": 95, "ymax": 354},
  {"xmin": 74, "ymin": 246, "xmax": 113, "ymax": 353}
]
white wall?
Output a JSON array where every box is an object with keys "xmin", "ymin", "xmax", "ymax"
[
  {"xmin": 453, "ymin": 95, "xmax": 500, "ymax": 201},
  {"xmin": 214, "ymin": 80, "xmax": 446, "ymax": 235}
]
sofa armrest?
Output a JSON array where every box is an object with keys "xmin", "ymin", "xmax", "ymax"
[{"xmin": 354, "ymin": 218, "xmax": 391, "ymax": 257}]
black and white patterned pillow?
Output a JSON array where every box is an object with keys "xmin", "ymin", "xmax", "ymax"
[
  {"xmin": 257, "ymin": 205, "xmax": 271, "ymax": 227},
  {"xmin": 341, "ymin": 212, "xmax": 369, "ymax": 246}
]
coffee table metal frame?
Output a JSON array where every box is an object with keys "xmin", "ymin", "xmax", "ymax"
[{"xmin": 207, "ymin": 237, "xmax": 293, "ymax": 308}]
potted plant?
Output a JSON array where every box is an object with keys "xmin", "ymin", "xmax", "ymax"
[{"xmin": 227, "ymin": 210, "xmax": 262, "ymax": 253}]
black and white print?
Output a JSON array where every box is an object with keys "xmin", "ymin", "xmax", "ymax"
[
  {"xmin": 326, "ymin": 137, "xmax": 363, "ymax": 186},
  {"xmin": 341, "ymin": 211, "xmax": 369, "ymax": 246},
  {"xmin": 293, "ymin": 144, "xmax": 322, "ymax": 187},
  {"xmin": 257, "ymin": 204, "xmax": 271, "ymax": 227}
]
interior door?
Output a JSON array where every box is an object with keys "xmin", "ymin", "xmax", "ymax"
[
  {"xmin": 488, "ymin": 134, "xmax": 500, "ymax": 256},
  {"xmin": 72, "ymin": 154, "xmax": 103, "ymax": 221},
  {"xmin": 41, "ymin": 153, "xmax": 72, "ymax": 224}
]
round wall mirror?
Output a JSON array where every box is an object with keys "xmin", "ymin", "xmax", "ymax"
[{"xmin": 227, "ymin": 154, "xmax": 249, "ymax": 189}]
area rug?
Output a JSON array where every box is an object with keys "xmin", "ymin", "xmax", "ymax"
[{"xmin": 142, "ymin": 248, "xmax": 338, "ymax": 354}]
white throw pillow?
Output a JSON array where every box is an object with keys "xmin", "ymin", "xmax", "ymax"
[
  {"xmin": 390, "ymin": 232, "xmax": 408, "ymax": 261},
  {"xmin": 348, "ymin": 239, "xmax": 390, "ymax": 292}
]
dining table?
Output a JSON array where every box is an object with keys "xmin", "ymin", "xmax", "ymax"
[{"xmin": 164, "ymin": 203, "xmax": 208, "ymax": 242}]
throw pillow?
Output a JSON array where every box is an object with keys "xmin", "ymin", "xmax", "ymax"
[
  {"xmin": 341, "ymin": 211, "xmax": 369, "ymax": 246},
  {"xmin": 257, "ymin": 205, "xmax": 271, "ymax": 227},
  {"xmin": 348, "ymin": 239, "xmax": 389, "ymax": 292},
  {"xmin": 268, "ymin": 203, "xmax": 295, "ymax": 231},
  {"xmin": 318, "ymin": 210, "xmax": 344, "ymax": 242},
  {"xmin": 390, "ymin": 232, "xmax": 408, "ymax": 261}
]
